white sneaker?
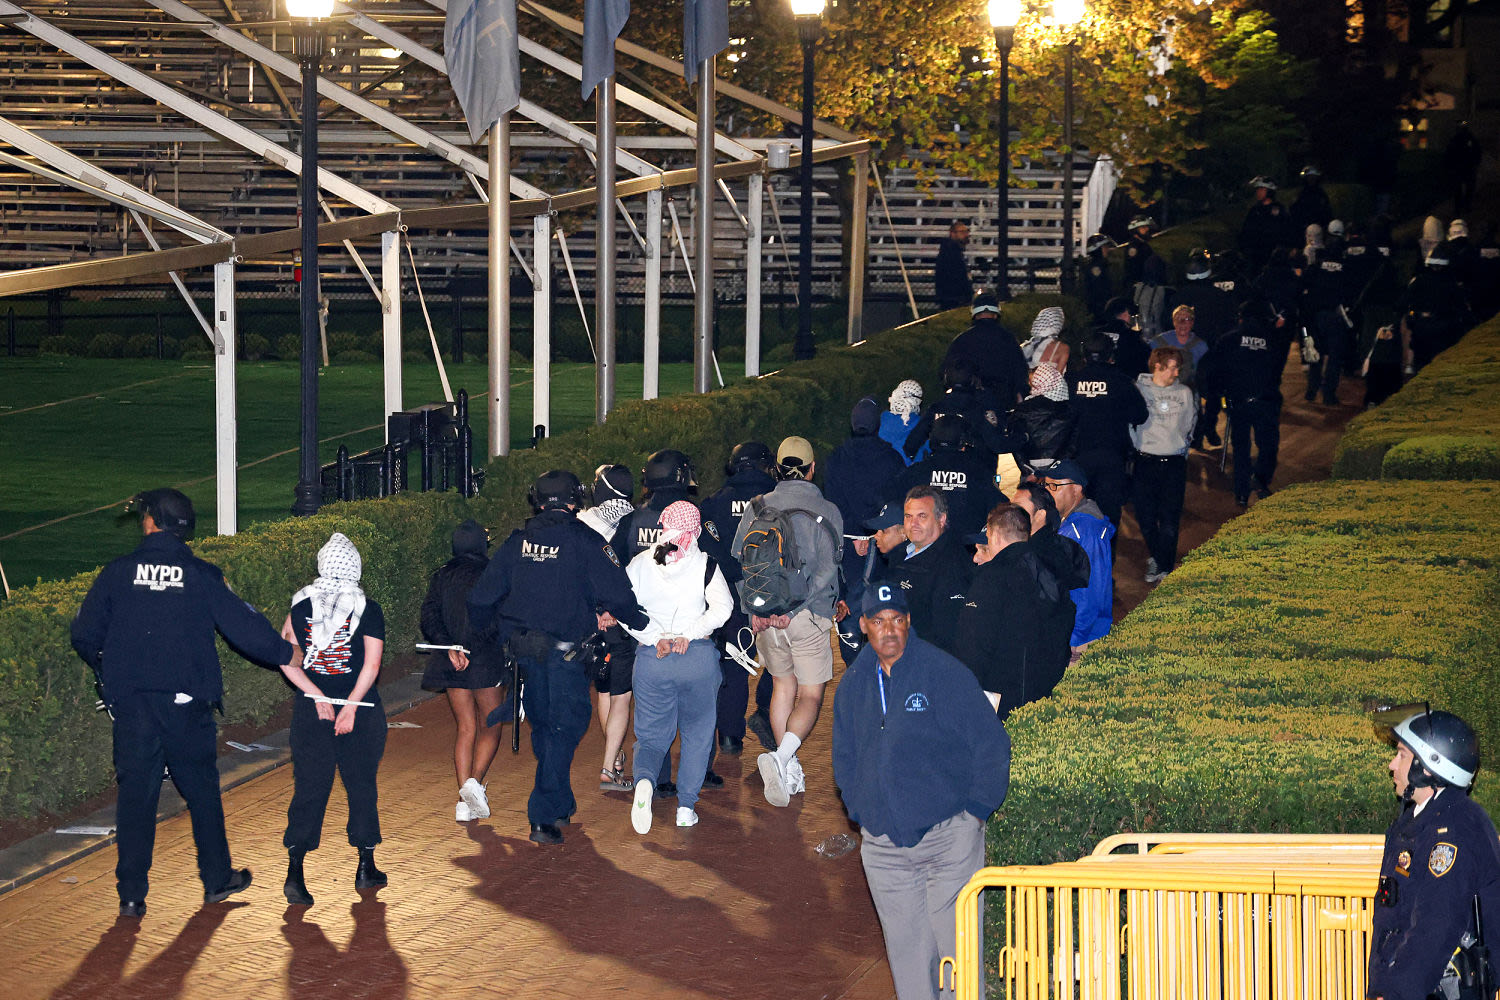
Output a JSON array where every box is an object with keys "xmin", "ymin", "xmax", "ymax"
[
  {"xmin": 456, "ymin": 800, "xmax": 474, "ymax": 822},
  {"xmin": 460, "ymin": 778, "xmax": 491, "ymax": 819},
  {"xmin": 758, "ymin": 752, "xmax": 790, "ymax": 807},
  {"xmin": 675, "ymin": 807, "xmax": 699, "ymax": 827},
  {"xmin": 785, "ymin": 756, "xmax": 806, "ymax": 796},
  {"xmin": 631, "ymin": 779, "xmax": 655, "ymax": 834}
]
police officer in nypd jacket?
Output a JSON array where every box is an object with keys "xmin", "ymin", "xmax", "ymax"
[
  {"xmin": 467, "ymin": 470, "xmax": 648, "ymax": 845},
  {"xmin": 70, "ymin": 488, "xmax": 300, "ymax": 918},
  {"xmin": 1369, "ymin": 708, "xmax": 1500, "ymax": 1000},
  {"xmin": 832, "ymin": 583, "xmax": 1010, "ymax": 1000}
]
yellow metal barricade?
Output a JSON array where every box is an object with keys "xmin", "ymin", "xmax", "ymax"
[{"xmin": 947, "ymin": 837, "xmax": 1380, "ymax": 1000}]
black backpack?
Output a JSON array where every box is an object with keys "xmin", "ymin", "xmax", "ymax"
[{"xmin": 736, "ymin": 496, "xmax": 838, "ymax": 617}]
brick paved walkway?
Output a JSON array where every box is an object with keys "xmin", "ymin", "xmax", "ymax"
[{"xmin": 0, "ymin": 662, "xmax": 893, "ymax": 1000}]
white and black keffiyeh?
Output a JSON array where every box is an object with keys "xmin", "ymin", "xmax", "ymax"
[
  {"xmin": 590, "ymin": 497, "xmax": 636, "ymax": 534},
  {"xmin": 291, "ymin": 531, "xmax": 366, "ymax": 658}
]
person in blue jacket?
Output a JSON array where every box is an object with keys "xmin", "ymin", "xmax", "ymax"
[
  {"xmin": 1040, "ymin": 460, "xmax": 1115, "ymax": 660},
  {"xmin": 467, "ymin": 470, "xmax": 648, "ymax": 846},
  {"xmin": 1369, "ymin": 708, "xmax": 1500, "ymax": 1000},
  {"xmin": 70, "ymin": 488, "xmax": 299, "ymax": 918},
  {"xmin": 832, "ymin": 584, "xmax": 1010, "ymax": 1000}
]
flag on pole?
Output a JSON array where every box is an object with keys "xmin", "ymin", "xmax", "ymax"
[
  {"xmin": 446, "ymin": 0, "xmax": 521, "ymax": 143},
  {"xmin": 581, "ymin": 0, "xmax": 630, "ymax": 100},
  {"xmin": 683, "ymin": 0, "xmax": 729, "ymax": 83}
]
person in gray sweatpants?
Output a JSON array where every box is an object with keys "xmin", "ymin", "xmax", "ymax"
[{"xmin": 832, "ymin": 584, "xmax": 1011, "ymax": 1000}]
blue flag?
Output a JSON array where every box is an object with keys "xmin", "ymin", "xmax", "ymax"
[
  {"xmin": 582, "ymin": 0, "xmax": 630, "ymax": 100},
  {"xmin": 683, "ymin": 0, "xmax": 728, "ymax": 83},
  {"xmin": 446, "ymin": 0, "xmax": 521, "ymax": 144}
]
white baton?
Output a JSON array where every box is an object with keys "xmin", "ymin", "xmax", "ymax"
[{"xmin": 305, "ymin": 693, "xmax": 375, "ymax": 708}]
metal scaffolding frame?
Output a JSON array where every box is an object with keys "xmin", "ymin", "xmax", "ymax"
[{"xmin": 0, "ymin": 0, "xmax": 871, "ymax": 533}]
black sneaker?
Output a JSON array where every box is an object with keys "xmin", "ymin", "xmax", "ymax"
[
  {"xmin": 701, "ymin": 771, "xmax": 725, "ymax": 790},
  {"xmin": 1234, "ymin": 495, "xmax": 1249, "ymax": 508},
  {"xmin": 717, "ymin": 735, "xmax": 743, "ymax": 756},
  {"xmin": 654, "ymin": 781, "xmax": 678, "ymax": 799},
  {"xmin": 746, "ymin": 712, "xmax": 775, "ymax": 752},
  {"xmin": 204, "ymin": 867, "xmax": 252, "ymax": 904},
  {"xmin": 119, "ymin": 900, "xmax": 147, "ymax": 918}
]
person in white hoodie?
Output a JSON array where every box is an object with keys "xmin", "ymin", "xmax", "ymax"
[
  {"xmin": 623, "ymin": 501, "xmax": 733, "ymax": 832},
  {"xmin": 1129, "ymin": 347, "xmax": 1197, "ymax": 584}
]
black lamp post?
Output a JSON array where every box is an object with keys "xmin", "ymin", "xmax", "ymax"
[
  {"xmin": 290, "ymin": 0, "xmax": 332, "ymax": 517},
  {"xmin": 791, "ymin": 0, "xmax": 826, "ymax": 361},
  {"xmin": 989, "ymin": 0, "xmax": 1020, "ymax": 300},
  {"xmin": 1054, "ymin": 0, "xmax": 1084, "ymax": 294}
]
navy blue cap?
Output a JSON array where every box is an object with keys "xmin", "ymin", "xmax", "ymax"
[
  {"xmin": 1042, "ymin": 459, "xmax": 1089, "ymax": 489},
  {"xmin": 861, "ymin": 581, "xmax": 910, "ymax": 618},
  {"xmin": 865, "ymin": 502, "xmax": 903, "ymax": 531}
]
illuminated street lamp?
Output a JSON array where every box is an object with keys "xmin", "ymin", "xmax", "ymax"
[
  {"xmin": 989, "ymin": 0, "xmax": 1021, "ymax": 299},
  {"xmin": 790, "ymin": 0, "xmax": 826, "ymax": 361},
  {"xmin": 1054, "ymin": 0, "xmax": 1084, "ymax": 292},
  {"xmin": 289, "ymin": 0, "xmax": 333, "ymax": 516}
]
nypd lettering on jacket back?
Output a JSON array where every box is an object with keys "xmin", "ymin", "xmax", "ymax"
[
  {"xmin": 521, "ymin": 540, "xmax": 561, "ymax": 562},
  {"xmin": 930, "ymin": 470, "xmax": 967, "ymax": 490},
  {"xmin": 133, "ymin": 563, "xmax": 185, "ymax": 591},
  {"xmin": 1074, "ymin": 380, "xmax": 1110, "ymax": 398}
]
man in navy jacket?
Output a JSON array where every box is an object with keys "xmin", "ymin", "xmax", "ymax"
[
  {"xmin": 833, "ymin": 584, "xmax": 1010, "ymax": 1000},
  {"xmin": 71, "ymin": 488, "xmax": 299, "ymax": 917}
]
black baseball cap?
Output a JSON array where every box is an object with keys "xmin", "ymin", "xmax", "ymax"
[
  {"xmin": 866, "ymin": 502, "xmax": 903, "ymax": 531},
  {"xmin": 128, "ymin": 488, "xmax": 196, "ymax": 539}
]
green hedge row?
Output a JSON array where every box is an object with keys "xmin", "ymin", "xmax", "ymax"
[
  {"xmin": 1332, "ymin": 315, "xmax": 1500, "ymax": 480},
  {"xmin": 989, "ymin": 481, "xmax": 1500, "ymax": 865},
  {"xmin": 0, "ymin": 294, "xmax": 1071, "ymax": 819}
]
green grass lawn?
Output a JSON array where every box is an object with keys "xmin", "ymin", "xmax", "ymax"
[{"xmin": 0, "ymin": 357, "xmax": 695, "ymax": 590}]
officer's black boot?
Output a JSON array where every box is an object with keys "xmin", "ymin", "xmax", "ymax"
[
  {"xmin": 284, "ymin": 849, "xmax": 313, "ymax": 906},
  {"xmin": 354, "ymin": 847, "xmax": 388, "ymax": 890}
]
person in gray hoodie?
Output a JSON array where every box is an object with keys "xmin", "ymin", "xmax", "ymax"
[
  {"xmin": 732, "ymin": 436, "xmax": 844, "ymax": 808},
  {"xmin": 1129, "ymin": 346, "xmax": 1197, "ymax": 584}
]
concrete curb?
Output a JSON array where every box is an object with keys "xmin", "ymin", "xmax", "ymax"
[{"xmin": 0, "ymin": 671, "xmax": 436, "ymax": 897}]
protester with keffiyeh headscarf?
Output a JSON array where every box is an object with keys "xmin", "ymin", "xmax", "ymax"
[
  {"xmin": 880, "ymin": 379, "xmax": 930, "ymax": 466},
  {"xmin": 620, "ymin": 500, "xmax": 733, "ymax": 833},
  {"xmin": 278, "ymin": 531, "xmax": 389, "ymax": 907},
  {"xmin": 1012, "ymin": 362, "xmax": 1076, "ymax": 473},
  {"xmin": 1022, "ymin": 306, "xmax": 1071, "ymax": 372}
]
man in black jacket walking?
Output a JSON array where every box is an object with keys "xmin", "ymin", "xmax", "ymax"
[{"xmin": 71, "ymin": 488, "xmax": 300, "ymax": 917}]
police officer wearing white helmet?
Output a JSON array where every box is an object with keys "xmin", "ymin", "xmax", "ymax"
[{"xmin": 1369, "ymin": 706, "xmax": 1500, "ymax": 1000}]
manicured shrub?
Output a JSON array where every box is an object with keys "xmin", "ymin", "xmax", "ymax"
[
  {"xmin": 85, "ymin": 333, "xmax": 125, "ymax": 358},
  {"xmin": 1333, "ymin": 316, "xmax": 1500, "ymax": 479},
  {"xmin": 988, "ymin": 481, "xmax": 1500, "ymax": 865}
]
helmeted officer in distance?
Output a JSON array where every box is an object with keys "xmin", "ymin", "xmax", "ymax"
[
  {"xmin": 1122, "ymin": 215, "xmax": 1157, "ymax": 289},
  {"xmin": 70, "ymin": 488, "xmax": 300, "ymax": 917},
  {"xmin": 1239, "ymin": 176, "xmax": 1297, "ymax": 270},
  {"xmin": 1216, "ymin": 297, "xmax": 1292, "ymax": 506},
  {"xmin": 1368, "ymin": 706, "xmax": 1500, "ymax": 1000},
  {"xmin": 700, "ymin": 441, "xmax": 780, "ymax": 755},
  {"xmin": 1290, "ymin": 164, "xmax": 1333, "ymax": 236},
  {"xmin": 1078, "ymin": 232, "xmax": 1118, "ymax": 322},
  {"xmin": 1401, "ymin": 242, "xmax": 1475, "ymax": 373},
  {"xmin": 1066, "ymin": 333, "xmax": 1147, "ymax": 528},
  {"xmin": 941, "ymin": 290, "xmax": 1029, "ymax": 408},
  {"xmin": 467, "ymin": 470, "xmax": 648, "ymax": 845},
  {"xmin": 1098, "ymin": 296, "xmax": 1152, "ymax": 378}
]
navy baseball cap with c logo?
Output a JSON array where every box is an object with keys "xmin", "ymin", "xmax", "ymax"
[{"xmin": 862, "ymin": 582, "xmax": 909, "ymax": 618}]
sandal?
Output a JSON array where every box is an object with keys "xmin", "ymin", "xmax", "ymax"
[
  {"xmin": 600, "ymin": 768, "xmax": 631, "ymax": 792},
  {"xmin": 613, "ymin": 748, "xmax": 626, "ymax": 773}
]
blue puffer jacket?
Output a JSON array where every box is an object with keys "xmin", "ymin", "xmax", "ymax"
[
  {"xmin": 1060, "ymin": 499, "xmax": 1115, "ymax": 646},
  {"xmin": 879, "ymin": 410, "xmax": 929, "ymax": 466}
]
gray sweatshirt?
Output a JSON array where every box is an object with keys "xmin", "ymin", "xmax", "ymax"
[
  {"xmin": 1130, "ymin": 374, "xmax": 1197, "ymax": 456},
  {"xmin": 731, "ymin": 478, "xmax": 844, "ymax": 618}
]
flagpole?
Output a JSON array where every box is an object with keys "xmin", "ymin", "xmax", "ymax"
[
  {"xmin": 595, "ymin": 76, "xmax": 617, "ymax": 422},
  {"xmin": 488, "ymin": 114, "xmax": 511, "ymax": 458}
]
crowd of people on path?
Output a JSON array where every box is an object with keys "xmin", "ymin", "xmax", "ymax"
[{"xmin": 61, "ymin": 165, "xmax": 1500, "ymax": 1000}]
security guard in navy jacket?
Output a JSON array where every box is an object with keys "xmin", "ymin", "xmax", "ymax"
[
  {"xmin": 467, "ymin": 470, "xmax": 648, "ymax": 845},
  {"xmin": 1370, "ymin": 708, "xmax": 1500, "ymax": 1000},
  {"xmin": 70, "ymin": 488, "xmax": 298, "ymax": 917},
  {"xmin": 832, "ymin": 584, "xmax": 1009, "ymax": 1000}
]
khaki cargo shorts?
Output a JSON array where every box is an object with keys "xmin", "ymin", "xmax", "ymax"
[{"xmin": 755, "ymin": 609, "xmax": 834, "ymax": 686}]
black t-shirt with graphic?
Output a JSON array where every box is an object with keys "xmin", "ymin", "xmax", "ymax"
[{"xmin": 291, "ymin": 597, "xmax": 385, "ymax": 676}]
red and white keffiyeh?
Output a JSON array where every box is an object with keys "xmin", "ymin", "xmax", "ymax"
[{"xmin": 656, "ymin": 501, "xmax": 701, "ymax": 564}]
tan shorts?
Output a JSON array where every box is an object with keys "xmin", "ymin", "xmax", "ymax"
[{"xmin": 756, "ymin": 609, "xmax": 834, "ymax": 686}]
